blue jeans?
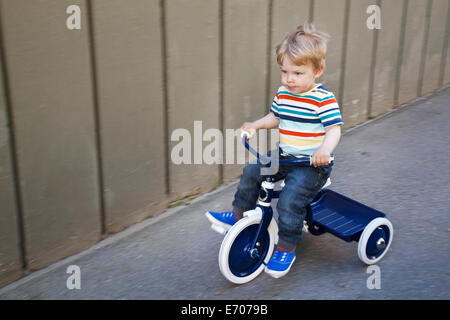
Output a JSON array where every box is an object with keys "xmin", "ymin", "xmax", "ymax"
[{"xmin": 232, "ymin": 147, "xmax": 332, "ymax": 246}]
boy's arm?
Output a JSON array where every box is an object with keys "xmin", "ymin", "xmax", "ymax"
[
  {"xmin": 240, "ymin": 112, "xmax": 280, "ymax": 140},
  {"xmin": 312, "ymin": 125, "xmax": 341, "ymax": 167}
]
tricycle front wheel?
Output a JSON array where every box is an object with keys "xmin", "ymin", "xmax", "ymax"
[
  {"xmin": 218, "ymin": 210, "xmax": 277, "ymax": 284},
  {"xmin": 358, "ymin": 217, "xmax": 393, "ymax": 265}
]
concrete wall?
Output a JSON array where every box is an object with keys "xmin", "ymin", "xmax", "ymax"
[
  {"xmin": 0, "ymin": 43, "xmax": 22, "ymax": 287},
  {"xmin": 223, "ymin": 0, "xmax": 269, "ymax": 182},
  {"xmin": 422, "ymin": 0, "xmax": 450, "ymax": 94},
  {"xmin": 0, "ymin": 0, "xmax": 449, "ymax": 287},
  {"xmin": 89, "ymin": 0, "xmax": 167, "ymax": 233},
  {"xmin": 341, "ymin": 0, "xmax": 376, "ymax": 127},
  {"xmin": 0, "ymin": 0, "xmax": 101, "ymax": 273},
  {"xmin": 371, "ymin": 0, "xmax": 404, "ymax": 118},
  {"xmin": 166, "ymin": 0, "xmax": 220, "ymax": 199},
  {"xmin": 398, "ymin": 0, "xmax": 428, "ymax": 105},
  {"xmin": 313, "ymin": 0, "xmax": 346, "ymax": 102}
]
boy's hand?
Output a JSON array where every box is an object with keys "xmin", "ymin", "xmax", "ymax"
[
  {"xmin": 312, "ymin": 147, "xmax": 331, "ymax": 167},
  {"xmin": 241, "ymin": 122, "xmax": 257, "ymax": 141}
]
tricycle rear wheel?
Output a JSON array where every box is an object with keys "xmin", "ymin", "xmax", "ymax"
[{"xmin": 357, "ymin": 217, "xmax": 393, "ymax": 264}]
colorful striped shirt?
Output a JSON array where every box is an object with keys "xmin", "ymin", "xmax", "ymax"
[{"xmin": 270, "ymin": 84, "xmax": 343, "ymax": 156}]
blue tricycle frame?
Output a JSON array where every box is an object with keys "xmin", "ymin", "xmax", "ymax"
[{"xmin": 209, "ymin": 132, "xmax": 393, "ymax": 284}]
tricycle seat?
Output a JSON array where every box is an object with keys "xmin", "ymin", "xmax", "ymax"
[{"xmin": 307, "ymin": 189, "xmax": 386, "ymax": 242}]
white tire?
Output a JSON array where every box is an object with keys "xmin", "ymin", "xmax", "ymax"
[
  {"xmin": 358, "ymin": 217, "xmax": 393, "ymax": 265},
  {"xmin": 218, "ymin": 208, "xmax": 278, "ymax": 284}
]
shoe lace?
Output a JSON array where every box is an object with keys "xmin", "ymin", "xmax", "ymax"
[
  {"xmin": 274, "ymin": 249, "xmax": 289, "ymax": 262},
  {"xmin": 223, "ymin": 212, "xmax": 234, "ymax": 218}
]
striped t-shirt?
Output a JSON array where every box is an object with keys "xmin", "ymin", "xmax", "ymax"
[{"xmin": 270, "ymin": 84, "xmax": 343, "ymax": 156}]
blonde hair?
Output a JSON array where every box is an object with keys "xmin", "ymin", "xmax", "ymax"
[{"xmin": 276, "ymin": 22, "xmax": 330, "ymax": 72}]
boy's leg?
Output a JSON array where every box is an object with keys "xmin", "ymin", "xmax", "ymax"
[
  {"xmin": 275, "ymin": 165, "xmax": 332, "ymax": 249},
  {"xmin": 231, "ymin": 161, "xmax": 267, "ymax": 218},
  {"xmin": 264, "ymin": 165, "xmax": 331, "ymax": 278},
  {"xmin": 206, "ymin": 149, "xmax": 283, "ymax": 233}
]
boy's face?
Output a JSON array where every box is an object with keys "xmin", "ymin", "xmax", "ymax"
[{"xmin": 280, "ymin": 57, "xmax": 323, "ymax": 95}]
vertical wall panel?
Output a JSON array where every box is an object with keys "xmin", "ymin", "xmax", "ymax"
[
  {"xmin": 371, "ymin": 0, "xmax": 403, "ymax": 117},
  {"xmin": 270, "ymin": 0, "xmax": 310, "ymax": 100},
  {"xmin": 166, "ymin": 0, "xmax": 220, "ymax": 199},
  {"xmin": 446, "ymin": 42, "xmax": 450, "ymax": 85},
  {"xmin": 90, "ymin": 0, "xmax": 167, "ymax": 233},
  {"xmin": 441, "ymin": 3, "xmax": 450, "ymax": 85},
  {"xmin": 0, "ymin": 0, "xmax": 101, "ymax": 270},
  {"xmin": 446, "ymin": 3, "xmax": 450, "ymax": 86},
  {"xmin": 222, "ymin": 0, "xmax": 269, "ymax": 183},
  {"xmin": 421, "ymin": 0, "xmax": 448, "ymax": 94},
  {"xmin": 398, "ymin": 0, "xmax": 428, "ymax": 104},
  {"xmin": 0, "ymin": 50, "xmax": 22, "ymax": 286},
  {"xmin": 340, "ymin": 0, "xmax": 376, "ymax": 128},
  {"xmin": 313, "ymin": 0, "xmax": 346, "ymax": 111}
]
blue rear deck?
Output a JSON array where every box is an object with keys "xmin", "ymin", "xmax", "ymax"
[{"xmin": 308, "ymin": 189, "xmax": 386, "ymax": 242}]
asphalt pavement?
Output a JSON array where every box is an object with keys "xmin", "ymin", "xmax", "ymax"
[{"xmin": 1, "ymin": 85, "xmax": 449, "ymax": 300}]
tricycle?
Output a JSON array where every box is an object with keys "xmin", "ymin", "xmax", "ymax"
[{"xmin": 208, "ymin": 132, "xmax": 393, "ymax": 284}]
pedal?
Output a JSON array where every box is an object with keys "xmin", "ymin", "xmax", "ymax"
[{"xmin": 210, "ymin": 224, "xmax": 228, "ymax": 235}]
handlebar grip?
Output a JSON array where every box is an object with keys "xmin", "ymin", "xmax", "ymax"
[{"xmin": 240, "ymin": 130, "xmax": 250, "ymax": 139}]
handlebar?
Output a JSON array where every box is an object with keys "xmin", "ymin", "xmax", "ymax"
[{"xmin": 240, "ymin": 131, "xmax": 334, "ymax": 166}]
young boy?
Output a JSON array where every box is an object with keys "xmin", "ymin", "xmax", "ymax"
[{"xmin": 206, "ymin": 23, "xmax": 343, "ymax": 278}]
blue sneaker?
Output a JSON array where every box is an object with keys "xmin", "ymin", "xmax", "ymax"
[
  {"xmin": 264, "ymin": 247, "xmax": 296, "ymax": 278},
  {"xmin": 205, "ymin": 211, "xmax": 240, "ymax": 235}
]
